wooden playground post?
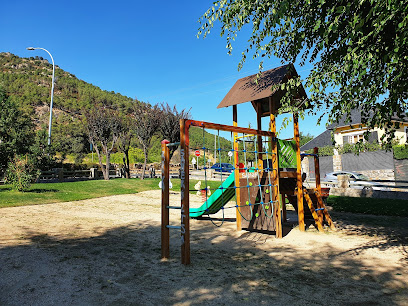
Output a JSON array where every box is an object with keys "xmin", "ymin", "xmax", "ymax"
[
  {"xmin": 314, "ymin": 147, "xmax": 321, "ymax": 194},
  {"xmin": 314, "ymin": 147, "xmax": 323, "ymax": 223},
  {"xmin": 281, "ymin": 194, "xmax": 287, "ymax": 221},
  {"xmin": 269, "ymin": 97, "xmax": 282, "ymax": 238},
  {"xmin": 233, "ymin": 105, "xmax": 242, "ymax": 231},
  {"xmin": 293, "ymin": 113, "xmax": 305, "ymax": 231},
  {"xmin": 161, "ymin": 140, "xmax": 170, "ymax": 260},
  {"xmin": 256, "ymin": 102, "xmax": 263, "ymax": 170},
  {"xmin": 180, "ymin": 119, "xmax": 190, "ymax": 265}
]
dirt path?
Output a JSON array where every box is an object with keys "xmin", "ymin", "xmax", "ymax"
[{"xmin": 1, "ymin": 190, "xmax": 407, "ymax": 305}]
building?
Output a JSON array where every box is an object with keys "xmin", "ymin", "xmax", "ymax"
[{"xmin": 301, "ymin": 108, "xmax": 408, "ymax": 151}]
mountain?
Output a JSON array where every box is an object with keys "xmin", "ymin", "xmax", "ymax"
[
  {"xmin": 0, "ymin": 52, "xmax": 136, "ymax": 122},
  {"xmin": 0, "ymin": 52, "xmax": 139, "ymax": 155},
  {"xmin": 0, "ymin": 52, "xmax": 232, "ymax": 164}
]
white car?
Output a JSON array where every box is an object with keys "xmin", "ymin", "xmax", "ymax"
[{"xmin": 323, "ymin": 171, "xmax": 388, "ymax": 190}]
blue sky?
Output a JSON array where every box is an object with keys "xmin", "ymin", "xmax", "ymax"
[{"xmin": 1, "ymin": 0, "xmax": 327, "ymax": 139}]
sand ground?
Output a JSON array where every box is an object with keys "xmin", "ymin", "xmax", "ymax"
[{"xmin": 0, "ymin": 190, "xmax": 407, "ymax": 305}]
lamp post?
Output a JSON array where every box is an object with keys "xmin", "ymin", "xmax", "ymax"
[{"xmin": 26, "ymin": 47, "xmax": 55, "ymax": 146}]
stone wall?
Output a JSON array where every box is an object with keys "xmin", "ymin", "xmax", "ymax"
[
  {"xmin": 333, "ymin": 155, "xmax": 342, "ymax": 171},
  {"xmin": 330, "ymin": 187, "xmax": 408, "ymax": 200},
  {"xmin": 358, "ymin": 169, "xmax": 395, "ymax": 182}
]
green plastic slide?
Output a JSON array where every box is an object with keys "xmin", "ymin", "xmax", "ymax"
[{"xmin": 190, "ymin": 172, "xmax": 236, "ymax": 218}]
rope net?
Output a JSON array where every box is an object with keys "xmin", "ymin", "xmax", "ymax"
[{"xmin": 186, "ymin": 123, "xmax": 285, "ymax": 226}]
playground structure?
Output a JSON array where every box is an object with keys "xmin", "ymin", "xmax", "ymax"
[{"xmin": 161, "ymin": 64, "xmax": 335, "ymax": 265}]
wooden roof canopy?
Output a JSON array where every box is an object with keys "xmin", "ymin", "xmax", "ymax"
[{"xmin": 217, "ymin": 64, "xmax": 308, "ymax": 117}]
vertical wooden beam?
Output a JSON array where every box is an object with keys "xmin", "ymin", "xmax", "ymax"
[
  {"xmin": 161, "ymin": 139, "xmax": 170, "ymax": 259},
  {"xmin": 270, "ymin": 98, "xmax": 282, "ymax": 238},
  {"xmin": 314, "ymin": 147, "xmax": 321, "ymax": 194},
  {"xmin": 233, "ymin": 105, "xmax": 242, "ymax": 231},
  {"xmin": 293, "ymin": 113, "xmax": 305, "ymax": 231},
  {"xmin": 256, "ymin": 102, "xmax": 263, "ymax": 170},
  {"xmin": 281, "ymin": 194, "xmax": 287, "ymax": 222},
  {"xmin": 180, "ymin": 119, "xmax": 190, "ymax": 265},
  {"xmin": 314, "ymin": 147, "xmax": 323, "ymax": 223}
]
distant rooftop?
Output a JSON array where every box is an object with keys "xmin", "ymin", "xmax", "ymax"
[{"xmin": 327, "ymin": 108, "xmax": 408, "ymax": 129}]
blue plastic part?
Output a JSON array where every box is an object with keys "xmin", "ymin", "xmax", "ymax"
[
  {"xmin": 220, "ymin": 186, "xmax": 223, "ymax": 190},
  {"xmin": 203, "ymin": 167, "xmax": 207, "ymax": 170},
  {"xmin": 202, "ymin": 147, "xmax": 206, "ymax": 150},
  {"xmin": 243, "ymin": 150, "xmax": 246, "ymax": 152},
  {"xmin": 261, "ymin": 202, "xmax": 264, "ymax": 204}
]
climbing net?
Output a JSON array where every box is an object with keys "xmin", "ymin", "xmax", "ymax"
[{"xmin": 184, "ymin": 120, "xmax": 281, "ymax": 227}]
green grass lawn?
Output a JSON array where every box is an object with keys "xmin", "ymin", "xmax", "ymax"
[
  {"xmin": 0, "ymin": 178, "xmax": 223, "ymax": 208},
  {"xmin": 2, "ymin": 179, "xmax": 407, "ymax": 218},
  {"xmin": 327, "ymin": 196, "xmax": 408, "ymax": 217}
]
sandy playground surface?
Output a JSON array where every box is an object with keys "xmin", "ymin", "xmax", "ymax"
[{"xmin": 0, "ymin": 190, "xmax": 407, "ymax": 305}]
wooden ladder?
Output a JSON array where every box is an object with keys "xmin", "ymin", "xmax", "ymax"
[{"xmin": 303, "ymin": 187, "xmax": 336, "ymax": 232}]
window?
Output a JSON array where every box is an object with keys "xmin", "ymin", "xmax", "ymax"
[
  {"xmin": 405, "ymin": 126, "xmax": 408, "ymax": 143},
  {"xmin": 345, "ymin": 132, "xmax": 364, "ymax": 144}
]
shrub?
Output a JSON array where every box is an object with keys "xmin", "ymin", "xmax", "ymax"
[
  {"xmin": 393, "ymin": 144, "xmax": 408, "ymax": 160},
  {"xmin": 305, "ymin": 145, "xmax": 334, "ymax": 156},
  {"xmin": 109, "ymin": 147, "xmax": 146, "ymax": 164},
  {"xmin": 337, "ymin": 141, "xmax": 381, "ymax": 155},
  {"xmin": 5, "ymin": 155, "xmax": 40, "ymax": 191}
]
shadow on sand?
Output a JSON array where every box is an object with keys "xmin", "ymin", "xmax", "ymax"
[{"xmin": 1, "ymin": 211, "xmax": 407, "ymax": 305}]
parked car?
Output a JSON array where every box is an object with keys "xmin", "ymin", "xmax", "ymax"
[
  {"xmin": 323, "ymin": 171, "xmax": 387, "ymax": 190},
  {"xmin": 211, "ymin": 163, "xmax": 234, "ymax": 173}
]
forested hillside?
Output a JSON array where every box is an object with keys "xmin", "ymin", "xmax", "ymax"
[
  {"xmin": 0, "ymin": 52, "xmax": 135, "ymax": 114},
  {"xmin": 0, "ymin": 52, "xmax": 231, "ymax": 168},
  {"xmin": 0, "ymin": 52, "xmax": 138, "ymax": 156}
]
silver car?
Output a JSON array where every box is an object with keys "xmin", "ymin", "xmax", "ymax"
[{"xmin": 323, "ymin": 171, "xmax": 386, "ymax": 190}]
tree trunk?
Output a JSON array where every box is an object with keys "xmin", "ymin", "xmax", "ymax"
[
  {"xmin": 124, "ymin": 150, "xmax": 130, "ymax": 179},
  {"xmin": 141, "ymin": 146, "xmax": 148, "ymax": 180},
  {"xmin": 104, "ymin": 151, "xmax": 111, "ymax": 180},
  {"xmin": 94, "ymin": 143, "xmax": 105, "ymax": 180}
]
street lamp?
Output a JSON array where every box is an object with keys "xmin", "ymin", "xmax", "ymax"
[{"xmin": 26, "ymin": 47, "xmax": 55, "ymax": 146}]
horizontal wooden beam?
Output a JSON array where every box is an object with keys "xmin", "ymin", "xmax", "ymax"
[{"xmin": 186, "ymin": 120, "xmax": 274, "ymax": 137}]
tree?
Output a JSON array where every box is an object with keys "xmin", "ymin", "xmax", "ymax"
[
  {"xmin": 0, "ymin": 87, "xmax": 34, "ymax": 169},
  {"xmin": 51, "ymin": 114, "xmax": 89, "ymax": 158},
  {"xmin": 198, "ymin": 0, "xmax": 408, "ymax": 146},
  {"xmin": 118, "ymin": 115, "xmax": 133, "ymax": 179},
  {"xmin": 159, "ymin": 102, "xmax": 191, "ymax": 159},
  {"xmin": 299, "ymin": 132, "xmax": 314, "ymax": 148},
  {"xmin": 29, "ymin": 129, "xmax": 59, "ymax": 171},
  {"xmin": 131, "ymin": 102, "xmax": 162, "ymax": 179},
  {"xmin": 85, "ymin": 107, "xmax": 123, "ymax": 180}
]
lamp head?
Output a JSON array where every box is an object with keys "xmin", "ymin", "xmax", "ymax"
[{"xmin": 26, "ymin": 47, "xmax": 35, "ymax": 50}]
